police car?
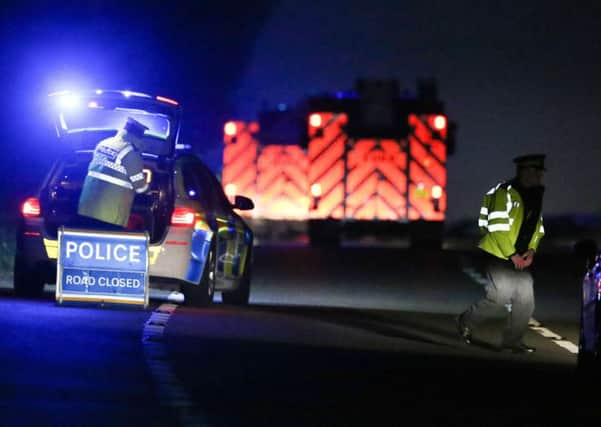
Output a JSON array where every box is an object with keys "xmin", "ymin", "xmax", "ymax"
[{"xmin": 14, "ymin": 90, "xmax": 254, "ymax": 306}]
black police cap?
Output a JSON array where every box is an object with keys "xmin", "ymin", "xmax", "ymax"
[
  {"xmin": 513, "ymin": 154, "xmax": 546, "ymax": 171},
  {"xmin": 123, "ymin": 117, "xmax": 149, "ymax": 138}
]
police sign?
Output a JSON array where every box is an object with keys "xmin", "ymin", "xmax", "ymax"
[{"xmin": 56, "ymin": 228, "xmax": 149, "ymax": 307}]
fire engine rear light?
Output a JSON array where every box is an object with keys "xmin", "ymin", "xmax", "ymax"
[
  {"xmin": 433, "ymin": 115, "xmax": 447, "ymax": 131},
  {"xmin": 311, "ymin": 183, "xmax": 322, "ymax": 198},
  {"xmin": 156, "ymin": 95, "xmax": 179, "ymax": 105},
  {"xmin": 170, "ymin": 207, "xmax": 196, "ymax": 227},
  {"xmin": 22, "ymin": 197, "xmax": 41, "ymax": 217},
  {"xmin": 224, "ymin": 121, "xmax": 237, "ymax": 136},
  {"xmin": 309, "ymin": 114, "xmax": 322, "ymax": 128},
  {"xmin": 225, "ymin": 183, "xmax": 237, "ymax": 198},
  {"xmin": 431, "ymin": 185, "xmax": 443, "ymax": 199}
]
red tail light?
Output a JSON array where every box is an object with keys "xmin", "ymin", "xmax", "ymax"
[
  {"xmin": 170, "ymin": 207, "xmax": 196, "ymax": 227},
  {"xmin": 22, "ymin": 197, "xmax": 41, "ymax": 217}
]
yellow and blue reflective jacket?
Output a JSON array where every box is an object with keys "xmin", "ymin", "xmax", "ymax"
[
  {"xmin": 477, "ymin": 182, "xmax": 545, "ymax": 259},
  {"xmin": 78, "ymin": 131, "xmax": 148, "ymax": 227}
]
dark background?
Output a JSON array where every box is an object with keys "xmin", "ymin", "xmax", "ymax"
[{"xmin": 1, "ymin": 0, "xmax": 599, "ymax": 222}]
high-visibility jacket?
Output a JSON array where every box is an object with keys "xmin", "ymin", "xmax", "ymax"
[
  {"xmin": 78, "ymin": 132, "xmax": 148, "ymax": 227},
  {"xmin": 477, "ymin": 182, "xmax": 545, "ymax": 259}
]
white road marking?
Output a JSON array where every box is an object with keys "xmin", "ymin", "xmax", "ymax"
[
  {"xmin": 143, "ymin": 303, "xmax": 211, "ymax": 426},
  {"xmin": 554, "ymin": 340, "xmax": 579, "ymax": 354},
  {"xmin": 463, "ymin": 266, "xmax": 579, "ymax": 354},
  {"xmin": 530, "ymin": 326, "xmax": 562, "ymax": 340}
]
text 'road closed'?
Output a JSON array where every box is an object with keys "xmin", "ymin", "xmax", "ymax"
[{"xmin": 65, "ymin": 274, "xmax": 142, "ymax": 288}]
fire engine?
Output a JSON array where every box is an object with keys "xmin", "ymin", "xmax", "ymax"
[{"xmin": 221, "ymin": 79, "xmax": 456, "ymax": 247}]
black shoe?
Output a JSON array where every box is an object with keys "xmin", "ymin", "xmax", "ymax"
[
  {"xmin": 502, "ymin": 343, "xmax": 536, "ymax": 354},
  {"xmin": 456, "ymin": 315, "xmax": 472, "ymax": 344}
]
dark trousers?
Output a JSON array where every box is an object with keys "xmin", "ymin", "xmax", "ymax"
[{"xmin": 461, "ymin": 254, "xmax": 535, "ymax": 347}]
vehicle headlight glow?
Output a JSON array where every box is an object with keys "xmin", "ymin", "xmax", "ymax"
[{"xmin": 58, "ymin": 94, "xmax": 80, "ymax": 109}]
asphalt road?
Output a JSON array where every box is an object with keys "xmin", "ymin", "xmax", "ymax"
[{"xmin": 0, "ymin": 245, "xmax": 598, "ymax": 426}]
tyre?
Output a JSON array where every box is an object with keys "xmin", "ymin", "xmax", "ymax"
[
  {"xmin": 182, "ymin": 245, "xmax": 216, "ymax": 307},
  {"xmin": 13, "ymin": 255, "xmax": 45, "ymax": 298},
  {"xmin": 222, "ymin": 248, "xmax": 252, "ymax": 306}
]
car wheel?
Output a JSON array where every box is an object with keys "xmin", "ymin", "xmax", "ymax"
[
  {"xmin": 13, "ymin": 255, "xmax": 45, "ymax": 298},
  {"xmin": 182, "ymin": 245, "xmax": 215, "ymax": 307},
  {"xmin": 222, "ymin": 249, "xmax": 252, "ymax": 306}
]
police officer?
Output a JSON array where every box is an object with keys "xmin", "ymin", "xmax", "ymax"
[
  {"xmin": 78, "ymin": 117, "xmax": 149, "ymax": 228},
  {"xmin": 457, "ymin": 154, "xmax": 546, "ymax": 353}
]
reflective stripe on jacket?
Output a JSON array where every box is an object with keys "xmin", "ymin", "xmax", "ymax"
[
  {"xmin": 77, "ymin": 132, "xmax": 148, "ymax": 227},
  {"xmin": 477, "ymin": 182, "xmax": 545, "ymax": 259}
]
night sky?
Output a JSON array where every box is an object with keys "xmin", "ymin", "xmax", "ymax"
[{"xmin": 1, "ymin": 0, "xmax": 599, "ymax": 223}]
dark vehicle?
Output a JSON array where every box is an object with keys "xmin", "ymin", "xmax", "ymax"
[
  {"xmin": 578, "ymin": 244, "xmax": 601, "ymax": 370},
  {"xmin": 14, "ymin": 90, "xmax": 254, "ymax": 306}
]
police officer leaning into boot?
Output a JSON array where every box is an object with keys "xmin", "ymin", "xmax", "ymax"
[
  {"xmin": 78, "ymin": 117, "xmax": 150, "ymax": 229},
  {"xmin": 457, "ymin": 154, "xmax": 546, "ymax": 354}
]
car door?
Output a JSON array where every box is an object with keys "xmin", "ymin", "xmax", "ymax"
[
  {"xmin": 180, "ymin": 157, "xmax": 249, "ymax": 282},
  {"xmin": 194, "ymin": 162, "xmax": 250, "ymax": 282}
]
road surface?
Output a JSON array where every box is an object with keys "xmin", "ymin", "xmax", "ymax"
[{"xmin": 0, "ymin": 245, "xmax": 596, "ymax": 426}]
